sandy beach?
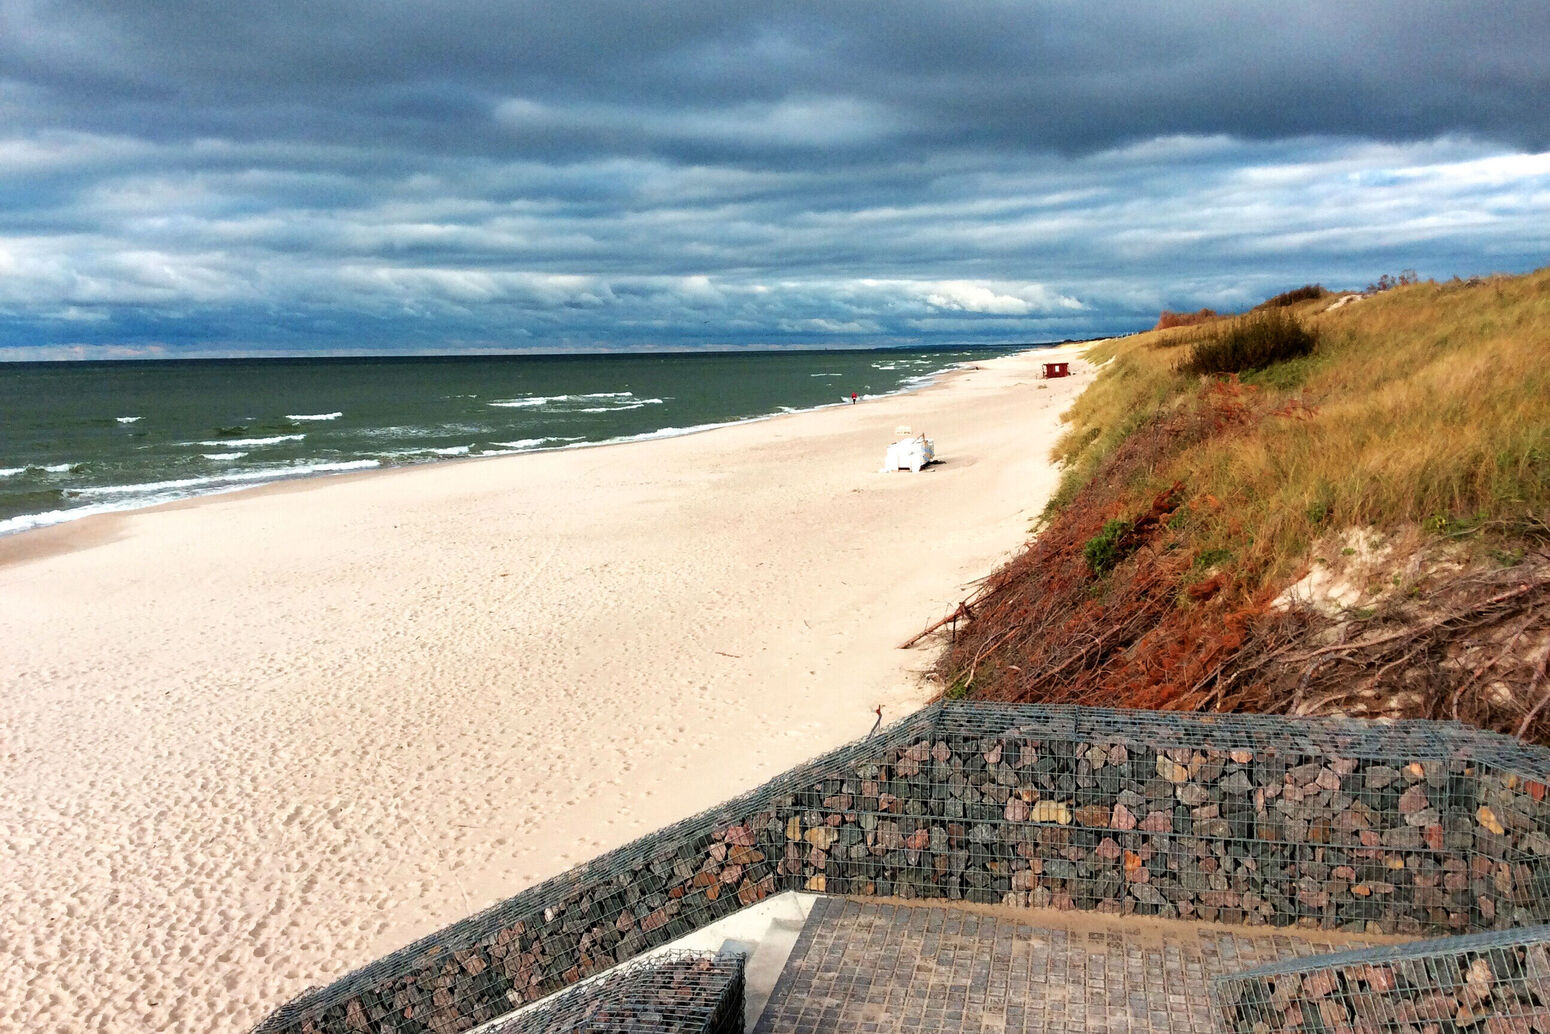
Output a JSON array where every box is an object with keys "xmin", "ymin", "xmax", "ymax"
[{"xmin": 0, "ymin": 347, "xmax": 1093, "ymax": 1033}]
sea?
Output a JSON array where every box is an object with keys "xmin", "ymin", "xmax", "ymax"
[{"xmin": 0, "ymin": 346, "xmax": 1037, "ymax": 536}]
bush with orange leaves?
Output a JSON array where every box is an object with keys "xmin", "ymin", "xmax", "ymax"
[
  {"xmin": 1152, "ymin": 308, "xmax": 1217, "ymax": 330},
  {"xmin": 937, "ymin": 378, "xmax": 1270, "ymax": 711},
  {"xmin": 936, "ymin": 371, "xmax": 1550, "ymax": 742}
]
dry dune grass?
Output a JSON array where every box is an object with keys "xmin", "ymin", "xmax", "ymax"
[
  {"xmin": 1056, "ymin": 267, "xmax": 1550, "ymax": 581},
  {"xmin": 945, "ymin": 266, "xmax": 1550, "ymax": 737}
]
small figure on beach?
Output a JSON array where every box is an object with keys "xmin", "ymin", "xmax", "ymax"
[{"xmin": 850, "ymin": 392, "xmax": 858, "ymax": 404}]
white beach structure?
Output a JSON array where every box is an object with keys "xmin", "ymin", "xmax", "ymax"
[{"xmin": 881, "ymin": 426, "xmax": 935, "ymax": 472}]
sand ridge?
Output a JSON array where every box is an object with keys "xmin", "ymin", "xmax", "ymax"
[{"xmin": 0, "ymin": 347, "xmax": 1093, "ymax": 1033}]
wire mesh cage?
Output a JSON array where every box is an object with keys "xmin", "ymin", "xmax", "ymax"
[
  {"xmin": 254, "ymin": 703, "xmax": 1550, "ymax": 1034},
  {"xmin": 1212, "ymin": 925, "xmax": 1550, "ymax": 1034},
  {"xmin": 479, "ymin": 950, "xmax": 746, "ymax": 1034}
]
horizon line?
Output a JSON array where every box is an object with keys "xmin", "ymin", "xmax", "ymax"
[{"xmin": 0, "ymin": 338, "xmax": 1112, "ymax": 364}]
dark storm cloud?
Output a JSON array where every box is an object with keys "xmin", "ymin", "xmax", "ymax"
[
  {"xmin": 0, "ymin": 1, "xmax": 1547, "ymax": 356},
  {"xmin": 7, "ymin": 1, "xmax": 1549, "ymax": 155}
]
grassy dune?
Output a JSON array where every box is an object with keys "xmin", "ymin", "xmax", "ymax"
[{"xmin": 943, "ymin": 267, "xmax": 1550, "ymax": 738}]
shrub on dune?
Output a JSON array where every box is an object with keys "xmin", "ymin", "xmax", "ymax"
[
  {"xmin": 1253, "ymin": 284, "xmax": 1329, "ymax": 309},
  {"xmin": 1153, "ymin": 308, "xmax": 1218, "ymax": 330},
  {"xmin": 1176, "ymin": 308, "xmax": 1318, "ymax": 376}
]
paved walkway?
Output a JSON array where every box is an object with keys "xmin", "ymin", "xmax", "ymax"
[{"xmin": 754, "ymin": 898, "xmax": 1375, "ymax": 1034}]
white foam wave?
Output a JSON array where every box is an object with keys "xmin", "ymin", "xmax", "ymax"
[
  {"xmin": 73, "ymin": 460, "xmax": 379, "ymax": 498},
  {"xmin": 0, "ymin": 461, "xmax": 382, "ymax": 538},
  {"xmin": 116, "ymin": 416, "xmax": 142, "ymax": 424},
  {"xmin": 577, "ymin": 398, "xmax": 664, "ymax": 413},
  {"xmin": 487, "ymin": 436, "xmax": 584, "ymax": 451},
  {"xmin": 578, "ymin": 418, "xmax": 763, "ymax": 449},
  {"xmin": 559, "ymin": 385, "xmax": 966, "ymax": 452},
  {"xmin": 194, "ymin": 434, "xmax": 304, "ymax": 447},
  {"xmin": 202, "ymin": 452, "xmax": 248, "ymax": 461},
  {"xmin": 285, "ymin": 411, "xmax": 342, "ymax": 421},
  {"xmin": 810, "ymin": 373, "xmax": 843, "ymax": 377},
  {"xmin": 488, "ymin": 391, "xmax": 640, "ymax": 409},
  {"xmin": 1, "ymin": 501, "xmax": 145, "ymax": 537},
  {"xmin": 0, "ymin": 463, "xmax": 79, "ymax": 476},
  {"xmin": 377, "ymin": 445, "xmax": 476, "ymax": 460}
]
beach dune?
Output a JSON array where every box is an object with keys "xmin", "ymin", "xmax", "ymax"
[{"xmin": 0, "ymin": 348, "xmax": 1091, "ymax": 1033}]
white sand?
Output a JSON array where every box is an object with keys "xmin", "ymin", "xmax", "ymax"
[{"xmin": 0, "ymin": 347, "xmax": 1094, "ymax": 1033}]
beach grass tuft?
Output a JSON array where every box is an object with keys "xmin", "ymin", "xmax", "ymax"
[
  {"xmin": 1051, "ymin": 267, "xmax": 1550, "ymax": 577},
  {"xmin": 1253, "ymin": 284, "xmax": 1329, "ymax": 309},
  {"xmin": 1152, "ymin": 308, "xmax": 1218, "ymax": 330},
  {"xmin": 1175, "ymin": 308, "xmax": 1319, "ymax": 377},
  {"xmin": 955, "ymin": 265, "xmax": 1550, "ymax": 733}
]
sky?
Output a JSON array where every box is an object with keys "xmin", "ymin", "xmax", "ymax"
[{"xmin": 1, "ymin": 1, "xmax": 1548, "ymax": 359}]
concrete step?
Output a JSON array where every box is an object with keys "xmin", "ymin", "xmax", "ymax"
[{"xmin": 740, "ymin": 915, "xmax": 810, "ymax": 1028}]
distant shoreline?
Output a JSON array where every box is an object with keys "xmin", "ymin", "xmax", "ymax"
[
  {"xmin": 0, "ymin": 358, "xmax": 974, "ymax": 565},
  {"xmin": 0, "ymin": 340, "xmax": 1103, "ymax": 366},
  {"xmin": 0, "ymin": 343, "xmax": 1096, "ymax": 1032},
  {"xmin": 0, "ymin": 344, "xmax": 1051, "ymax": 541}
]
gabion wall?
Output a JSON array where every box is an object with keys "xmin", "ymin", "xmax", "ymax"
[
  {"xmin": 1213, "ymin": 926, "xmax": 1550, "ymax": 1034},
  {"xmin": 481, "ymin": 951, "xmax": 745, "ymax": 1034},
  {"xmin": 255, "ymin": 703, "xmax": 1550, "ymax": 1034}
]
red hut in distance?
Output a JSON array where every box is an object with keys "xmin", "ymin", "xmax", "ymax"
[{"xmin": 1042, "ymin": 361, "xmax": 1070, "ymax": 378}]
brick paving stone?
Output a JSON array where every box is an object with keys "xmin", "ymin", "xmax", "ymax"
[{"xmin": 753, "ymin": 898, "xmax": 1372, "ymax": 1034}]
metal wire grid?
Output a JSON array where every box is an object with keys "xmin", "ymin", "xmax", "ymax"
[
  {"xmin": 790, "ymin": 733, "xmax": 1488, "ymax": 928},
  {"xmin": 928, "ymin": 703, "xmax": 1535, "ymax": 762},
  {"xmin": 928, "ymin": 707, "xmax": 1550, "ymax": 899},
  {"xmin": 480, "ymin": 951, "xmax": 746, "ymax": 1034},
  {"xmin": 1212, "ymin": 926, "xmax": 1550, "ymax": 1033},
  {"xmin": 254, "ymin": 711, "xmax": 935, "ymax": 1033},
  {"xmin": 1477, "ymin": 777, "xmax": 1550, "ymax": 932},
  {"xmin": 255, "ymin": 704, "xmax": 1550, "ymax": 1034},
  {"xmin": 775, "ymin": 826, "xmax": 1470, "ymax": 910}
]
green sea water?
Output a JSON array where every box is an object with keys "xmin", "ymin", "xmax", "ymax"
[{"xmin": 0, "ymin": 346, "xmax": 1036, "ymax": 535}]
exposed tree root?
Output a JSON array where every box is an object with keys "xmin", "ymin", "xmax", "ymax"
[
  {"xmin": 936, "ymin": 378, "xmax": 1550, "ymax": 743},
  {"xmin": 1221, "ymin": 561, "xmax": 1550, "ymax": 738}
]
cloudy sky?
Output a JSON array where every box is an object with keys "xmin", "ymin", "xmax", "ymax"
[{"xmin": 2, "ymin": 1, "xmax": 1547, "ymax": 358}]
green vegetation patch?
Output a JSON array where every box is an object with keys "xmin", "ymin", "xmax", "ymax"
[
  {"xmin": 1176, "ymin": 308, "xmax": 1319, "ymax": 377},
  {"xmin": 1048, "ymin": 264, "xmax": 1550, "ymax": 584},
  {"xmin": 948, "ymin": 265, "xmax": 1550, "ymax": 732},
  {"xmin": 1254, "ymin": 284, "xmax": 1329, "ymax": 309},
  {"xmin": 1083, "ymin": 518, "xmax": 1133, "ymax": 576}
]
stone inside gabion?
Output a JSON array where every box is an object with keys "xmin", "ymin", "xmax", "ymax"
[
  {"xmin": 1214, "ymin": 931, "xmax": 1550, "ymax": 1034},
  {"xmin": 482, "ymin": 951, "xmax": 746, "ymax": 1034},
  {"xmin": 257, "ymin": 703, "xmax": 1550, "ymax": 1034}
]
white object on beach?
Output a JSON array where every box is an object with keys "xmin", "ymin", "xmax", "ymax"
[{"xmin": 881, "ymin": 426, "xmax": 935, "ymax": 473}]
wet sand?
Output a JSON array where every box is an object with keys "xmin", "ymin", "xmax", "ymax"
[{"xmin": 0, "ymin": 346, "xmax": 1094, "ymax": 1033}]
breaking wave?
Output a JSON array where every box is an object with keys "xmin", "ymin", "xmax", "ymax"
[
  {"xmin": 73, "ymin": 460, "xmax": 380, "ymax": 497},
  {"xmin": 488, "ymin": 391, "xmax": 643, "ymax": 409},
  {"xmin": 194, "ymin": 434, "xmax": 305, "ymax": 447}
]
